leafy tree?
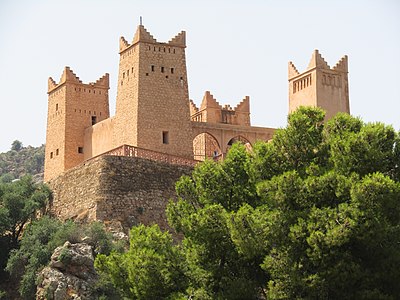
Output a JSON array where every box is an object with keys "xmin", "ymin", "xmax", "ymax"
[
  {"xmin": 6, "ymin": 217, "xmax": 79, "ymax": 299},
  {"xmin": 96, "ymin": 107, "xmax": 400, "ymax": 299},
  {"xmin": 6, "ymin": 218, "xmax": 119, "ymax": 299},
  {"xmin": 0, "ymin": 176, "xmax": 51, "ymax": 249},
  {"xmin": 95, "ymin": 224, "xmax": 186, "ymax": 299},
  {"xmin": 11, "ymin": 140, "xmax": 23, "ymax": 152}
]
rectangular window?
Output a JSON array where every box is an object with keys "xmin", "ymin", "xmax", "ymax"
[
  {"xmin": 151, "ymin": 65, "xmax": 155, "ymax": 72},
  {"xmin": 56, "ymin": 103, "xmax": 58, "ymax": 111},
  {"xmin": 92, "ymin": 116, "xmax": 97, "ymax": 125},
  {"xmin": 56, "ymin": 149, "xmax": 59, "ymax": 156},
  {"xmin": 50, "ymin": 152, "xmax": 53, "ymax": 159},
  {"xmin": 162, "ymin": 131, "xmax": 169, "ymax": 144},
  {"xmin": 161, "ymin": 67, "xmax": 165, "ymax": 73},
  {"xmin": 78, "ymin": 147, "xmax": 83, "ymax": 154},
  {"xmin": 171, "ymin": 68, "xmax": 174, "ymax": 74}
]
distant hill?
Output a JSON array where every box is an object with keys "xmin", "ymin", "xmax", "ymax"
[{"xmin": 0, "ymin": 141, "xmax": 45, "ymax": 182}]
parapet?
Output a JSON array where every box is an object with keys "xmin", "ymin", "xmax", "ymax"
[
  {"xmin": 191, "ymin": 91, "xmax": 250, "ymax": 125},
  {"xmin": 289, "ymin": 50, "xmax": 348, "ymax": 80},
  {"xmin": 48, "ymin": 67, "xmax": 109, "ymax": 93},
  {"xmin": 120, "ymin": 24, "xmax": 186, "ymax": 53}
]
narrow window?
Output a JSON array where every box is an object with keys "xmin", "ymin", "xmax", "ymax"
[
  {"xmin": 162, "ymin": 131, "xmax": 169, "ymax": 144},
  {"xmin": 56, "ymin": 103, "xmax": 58, "ymax": 111},
  {"xmin": 127, "ymin": 69, "xmax": 129, "ymax": 76},
  {"xmin": 92, "ymin": 116, "xmax": 97, "ymax": 125},
  {"xmin": 151, "ymin": 65, "xmax": 155, "ymax": 72},
  {"xmin": 78, "ymin": 147, "xmax": 84, "ymax": 154},
  {"xmin": 171, "ymin": 68, "xmax": 174, "ymax": 74},
  {"xmin": 56, "ymin": 149, "xmax": 59, "ymax": 156},
  {"xmin": 50, "ymin": 152, "xmax": 53, "ymax": 159},
  {"xmin": 123, "ymin": 72, "xmax": 125, "ymax": 79},
  {"xmin": 161, "ymin": 67, "xmax": 165, "ymax": 73}
]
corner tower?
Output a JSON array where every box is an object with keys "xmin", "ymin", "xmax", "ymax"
[
  {"xmin": 288, "ymin": 50, "xmax": 350, "ymax": 120},
  {"xmin": 44, "ymin": 67, "xmax": 110, "ymax": 181},
  {"xmin": 114, "ymin": 25, "xmax": 193, "ymax": 158}
]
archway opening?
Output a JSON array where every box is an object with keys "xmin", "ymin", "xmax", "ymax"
[{"xmin": 193, "ymin": 132, "xmax": 222, "ymax": 161}]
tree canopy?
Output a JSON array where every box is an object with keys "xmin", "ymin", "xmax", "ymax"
[{"xmin": 96, "ymin": 107, "xmax": 400, "ymax": 299}]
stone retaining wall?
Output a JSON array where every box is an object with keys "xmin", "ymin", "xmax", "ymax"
[{"xmin": 49, "ymin": 156, "xmax": 193, "ymax": 231}]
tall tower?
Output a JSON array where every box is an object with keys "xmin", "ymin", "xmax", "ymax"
[
  {"xmin": 113, "ymin": 25, "xmax": 193, "ymax": 158},
  {"xmin": 44, "ymin": 67, "xmax": 109, "ymax": 181},
  {"xmin": 288, "ymin": 50, "xmax": 350, "ymax": 120}
]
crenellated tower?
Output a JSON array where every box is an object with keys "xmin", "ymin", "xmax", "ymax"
[
  {"xmin": 113, "ymin": 25, "xmax": 193, "ymax": 158},
  {"xmin": 288, "ymin": 50, "xmax": 350, "ymax": 120},
  {"xmin": 44, "ymin": 67, "xmax": 109, "ymax": 181}
]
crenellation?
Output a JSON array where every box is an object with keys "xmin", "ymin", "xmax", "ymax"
[{"xmin": 332, "ymin": 55, "xmax": 348, "ymax": 72}]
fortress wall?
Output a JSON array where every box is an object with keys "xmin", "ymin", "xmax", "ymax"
[
  {"xmin": 49, "ymin": 157, "xmax": 104, "ymax": 222},
  {"xmin": 49, "ymin": 156, "xmax": 193, "ymax": 231}
]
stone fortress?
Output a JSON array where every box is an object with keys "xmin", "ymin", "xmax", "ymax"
[{"xmin": 44, "ymin": 23, "xmax": 349, "ymax": 229}]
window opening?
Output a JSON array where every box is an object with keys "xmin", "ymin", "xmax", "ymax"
[
  {"xmin": 162, "ymin": 131, "xmax": 169, "ymax": 144},
  {"xmin": 78, "ymin": 147, "xmax": 84, "ymax": 154},
  {"xmin": 92, "ymin": 116, "xmax": 97, "ymax": 125}
]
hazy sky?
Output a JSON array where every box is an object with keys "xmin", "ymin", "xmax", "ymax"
[{"xmin": 0, "ymin": 0, "xmax": 399, "ymax": 153}]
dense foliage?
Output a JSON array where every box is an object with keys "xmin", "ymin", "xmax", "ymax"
[
  {"xmin": 6, "ymin": 217, "xmax": 120, "ymax": 299},
  {"xmin": 0, "ymin": 176, "xmax": 51, "ymax": 298},
  {"xmin": 96, "ymin": 107, "xmax": 400, "ymax": 299},
  {"xmin": 0, "ymin": 141, "xmax": 45, "ymax": 183}
]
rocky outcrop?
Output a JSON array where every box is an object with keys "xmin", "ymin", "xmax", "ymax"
[{"xmin": 36, "ymin": 241, "xmax": 98, "ymax": 300}]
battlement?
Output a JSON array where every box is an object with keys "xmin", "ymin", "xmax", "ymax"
[
  {"xmin": 120, "ymin": 25, "xmax": 186, "ymax": 53},
  {"xmin": 191, "ymin": 91, "xmax": 250, "ymax": 125},
  {"xmin": 288, "ymin": 50, "xmax": 350, "ymax": 120},
  {"xmin": 48, "ymin": 67, "xmax": 109, "ymax": 93},
  {"xmin": 289, "ymin": 50, "xmax": 348, "ymax": 80}
]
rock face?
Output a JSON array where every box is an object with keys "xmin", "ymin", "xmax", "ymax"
[{"xmin": 36, "ymin": 241, "xmax": 98, "ymax": 300}]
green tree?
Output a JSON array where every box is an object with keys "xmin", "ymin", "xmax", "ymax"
[
  {"xmin": 96, "ymin": 107, "xmax": 400, "ymax": 299},
  {"xmin": 95, "ymin": 224, "xmax": 186, "ymax": 299},
  {"xmin": 6, "ymin": 217, "xmax": 119, "ymax": 299},
  {"xmin": 6, "ymin": 217, "xmax": 79, "ymax": 299},
  {"xmin": 0, "ymin": 176, "xmax": 51, "ymax": 249},
  {"xmin": 11, "ymin": 140, "xmax": 23, "ymax": 152}
]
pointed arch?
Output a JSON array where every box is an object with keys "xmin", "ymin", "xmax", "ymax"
[{"xmin": 193, "ymin": 132, "xmax": 222, "ymax": 161}]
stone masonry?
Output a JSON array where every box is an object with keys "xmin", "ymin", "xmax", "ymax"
[{"xmin": 49, "ymin": 155, "xmax": 192, "ymax": 231}]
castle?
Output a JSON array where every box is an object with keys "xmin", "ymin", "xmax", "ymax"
[
  {"xmin": 44, "ymin": 24, "xmax": 349, "ymax": 227},
  {"xmin": 44, "ymin": 24, "xmax": 349, "ymax": 182}
]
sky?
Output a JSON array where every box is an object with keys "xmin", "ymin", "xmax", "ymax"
[{"xmin": 0, "ymin": 0, "xmax": 399, "ymax": 153}]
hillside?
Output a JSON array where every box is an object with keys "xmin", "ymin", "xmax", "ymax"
[{"xmin": 0, "ymin": 141, "xmax": 45, "ymax": 182}]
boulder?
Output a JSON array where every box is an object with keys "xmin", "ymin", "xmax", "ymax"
[{"xmin": 36, "ymin": 241, "xmax": 98, "ymax": 300}]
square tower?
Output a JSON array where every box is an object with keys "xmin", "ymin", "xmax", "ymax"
[
  {"xmin": 288, "ymin": 50, "xmax": 350, "ymax": 120},
  {"xmin": 44, "ymin": 67, "xmax": 109, "ymax": 181},
  {"xmin": 113, "ymin": 25, "xmax": 193, "ymax": 159}
]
